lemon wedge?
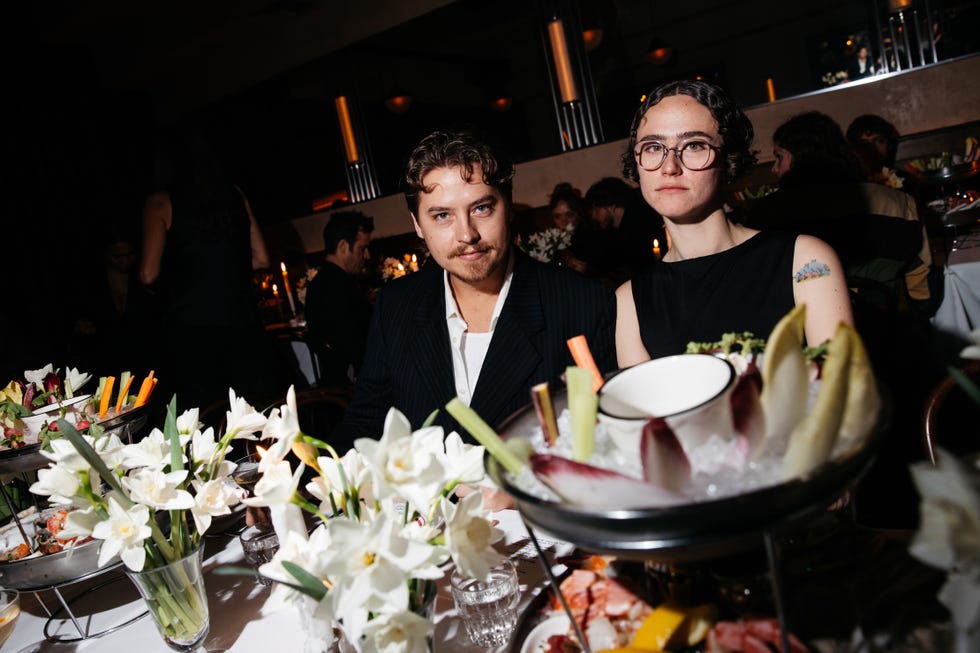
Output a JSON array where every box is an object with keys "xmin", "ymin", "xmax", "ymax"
[{"xmin": 631, "ymin": 601, "xmax": 687, "ymax": 651}]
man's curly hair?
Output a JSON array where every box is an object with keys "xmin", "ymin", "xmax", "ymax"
[
  {"xmin": 622, "ymin": 80, "xmax": 757, "ymax": 184},
  {"xmin": 402, "ymin": 129, "xmax": 515, "ymax": 215}
]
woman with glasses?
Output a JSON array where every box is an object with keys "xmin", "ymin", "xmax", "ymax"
[{"xmin": 614, "ymin": 80, "xmax": 852, "ymax": 367}]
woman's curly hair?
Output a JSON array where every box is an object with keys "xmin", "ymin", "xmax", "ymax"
[
  {"xmin": 402, "ymin": 129, "xmax": 514, "ymax": 215},
  {"xmin": 622, "ymin": 80, "xmax": 757, "ymax": 184}
]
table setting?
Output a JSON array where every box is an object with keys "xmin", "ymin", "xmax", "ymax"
[{"xmin": 1, "ymin": 308, "xmax": 978, "ymax": 653}]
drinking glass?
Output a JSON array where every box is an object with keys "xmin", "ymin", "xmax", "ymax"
[
  {"xmin": 239, "ymin": 524, "xmax": 280, "ymax": 586},
  {"xmin": 0, "ymin": 590, "xmax": 20, "ymax": 648},
  {"xmin": 450, "ymin": 560, "xmax": 520, "ymax": 647}
]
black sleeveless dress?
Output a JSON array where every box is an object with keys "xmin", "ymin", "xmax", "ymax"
[{"xmin": 631, "ymin": 230, "xmax": 797, "ymax": 358}]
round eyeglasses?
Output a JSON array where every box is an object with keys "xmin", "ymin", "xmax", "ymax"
[{"xmin": 634, "ymin": 140, "xmax": 721, "ymax": 172}]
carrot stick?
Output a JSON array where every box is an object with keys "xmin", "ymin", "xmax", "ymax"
[
  {"xmin": 115, "ymin": 375, "xmax": 134, "ymax": 413},
  {"xmin": 98, "ymin": 376, "xmax": 115, "ymax": 419},
  {"xmin": 135, "ymin": 371, "xmax": 157, "ymax": 408},
  {"xmin": 566, "ymin": 335, "xmax": 603, "ymax": 393}
]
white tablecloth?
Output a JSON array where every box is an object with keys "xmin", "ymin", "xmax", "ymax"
[
  {"xmin": 3, "ymin": 510, "xmax": 568, "ymax": 653},
  {"xmin": 932, "ymin": 233, "xmax": 980, "ymax": 342}
]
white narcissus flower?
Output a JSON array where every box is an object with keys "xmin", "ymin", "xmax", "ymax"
[
  {"xmin": 261, "ymin": 526, "xmax": 332, "ymax": 598},
  {"xmin": 190, "ymin": 478, "xmax": 240, "ymax": 535},
  {"xmin": 176, "ymin": 408, "xmax": 201, "ymax": 435},
  {"xmin": 225, "ymin": 388, "xmax": 267, "ymax": 438},
  {"xmin": 261, "ymin": 386, "xmax": 301, "ymax": 469},
  {"xmin": 63, "ymin": 367, "xmax": 92, "ymax": 397},
  {"xmin": 443, "ymin": 431, "xmax": 485, "ymax": 486},
  {"xmin": 356, "ymin": 409, "xmax": 447, "ymax": 514},
  {"xmin": 41, "ymin": 438, "xmax": 92, "ymax": 473},
  {"xmin": 909, "ymin": 449, "xmax": 980, "ymax": 571},
  {"xmin": 190, "ymin": 427, "xmax": 219, "ymax": 468},
  {"xmin": 122, "ymin": 468, "xmax": 195, "ymax": 510},
  {"xmin": 59, "ymin": 506, "xmax": 101, "ymax": 541},
  {"xmin": 961, "ymin": 329, "xmax": 980, "ymax": 360},
  {"xmin": 92, "ymin": 495, "xmax": 152, "ymax": 570},
  {"xmin": 244, "ymin": 460, "xmax": 304, "ymax": 507},
  {"xmin": 121, "ymin": 429, "xmax": 187, "ymax": 470},
  {"xmin": 24, "ymin": 364, "xmax": 55, "ymax": 390},
  {"xmin": 308, "ymin": 450, "xmax": 372, "ymax": 514},
  {"xmin": 30, "ymin": 464, "xmax": 82, "ymax": 504},
  {"xmin": 441, "ymin": 491, "xmax": 505, "ymax": 582},
  {"xmin": 360, "ymin": 609, "xmax": 432, "ymax": 653}
]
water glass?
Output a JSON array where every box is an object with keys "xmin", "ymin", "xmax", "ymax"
[
  {"xmin": 450, "ymin": 560, "xmax": 520, "ymax": 647},
  {"xmin": 239, "ymin": 524, "xmax": 280, "ymax": 585}
]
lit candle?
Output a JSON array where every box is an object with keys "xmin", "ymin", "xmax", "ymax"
[
  {"xmin": 272, "ymin": 283, "xmax": 279, "ymax": 299},
  {"xmin": 280, "ymin": 262, "xmax": 297, "ymax": 316},
  {"xmin": 653, "ymin": 238, "xmax": 661, "ymax": 259},
  {"xmin": 410, "ymin": 253, "xmax": 418, "ymax": 272},
  {"xmin": 766, "ymin": 78, "xmax": 776, "ymax": 102}
]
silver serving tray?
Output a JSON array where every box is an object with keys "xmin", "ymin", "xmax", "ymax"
[
  {"xmin": 487, "ymin": 392, "xmax": 883, "ymax": 562},
  {"xmin": 0, "ymin": 536, "xmax": 118, "ymax": 591}
]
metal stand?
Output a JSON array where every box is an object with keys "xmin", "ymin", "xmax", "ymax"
[{"xmin": 38, "ymin": 572, "xmax": 147, "ymax": 642}]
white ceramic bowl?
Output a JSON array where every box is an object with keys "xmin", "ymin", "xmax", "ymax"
[
  {"xmin": 19, "ymin": 394, "xmax": 93, "ymax": 444},
  {"xmin": 598, "ymin": 355, "xmax": 736, "ymax": 453}
]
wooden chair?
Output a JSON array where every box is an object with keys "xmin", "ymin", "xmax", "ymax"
[{"xmin": 921, "ymin": 359, "xmax": 980, "ymax": 464}]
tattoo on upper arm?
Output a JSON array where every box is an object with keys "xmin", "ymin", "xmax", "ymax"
[{"xmin": 794, "ymin": 259, "xmax": 831, "ymax": 283}]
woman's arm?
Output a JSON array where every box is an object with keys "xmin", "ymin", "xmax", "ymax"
[
  {"xmin": 139, "ymin": 192, "xmax": 171, "ymax": 286},
  {"xmin": 615, "ymin": 281, "xmax": 652, "ymax": 368},
  {"xmin": 791, "ymin": 234, "xmax": 854, "ymax": 347}
]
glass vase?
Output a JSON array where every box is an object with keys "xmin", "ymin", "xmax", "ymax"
[{"xmin": 126, "ymin": 547, "xmax": 210, "ymax": 652}]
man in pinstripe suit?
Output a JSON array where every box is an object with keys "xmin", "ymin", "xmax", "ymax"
[{"xmin": 337, "ymin": 129, "xmax": 616, "ymax": 441}]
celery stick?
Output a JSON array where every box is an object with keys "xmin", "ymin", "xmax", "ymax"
[
  {"xmin": 445, "ymin": 398, "xmax": 524, "ymax": 475},
  {"xmin": 566, "ymin": 366, "xmax": 597, "ymax": 462},
  {"xmin": 117, "ymin": 371, "xmax": 131, "ymax": 408}
]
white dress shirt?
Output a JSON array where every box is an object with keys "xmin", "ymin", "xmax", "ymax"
[{"xmin": 443, "ymin": 261, "xmax": 514, "ymax": 406}]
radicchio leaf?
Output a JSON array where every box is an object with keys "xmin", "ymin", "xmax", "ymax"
[
  {"xmin": 530, "ymin": 453, "xmax": 686, "ymax": 509},
  {"xmin": 639, "ymin": 417, "xmax": 690, "ymax": 492}
]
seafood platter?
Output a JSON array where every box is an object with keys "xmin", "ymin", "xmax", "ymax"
[
  {"xmin": 0, "ymin": 506, "xmax": 115, "ymax": 591},
  {"xmin": 479, "ymin": 308, "xmax": 884, "ymax": 561}
]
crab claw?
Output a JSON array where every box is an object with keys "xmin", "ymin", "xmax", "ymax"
[
  {"xmin": 640, "ymin": 417, "xmax": 691, "ymax": 492},
  {"xmin": 530, "ymin": 453, "xmax": 686, "ymax": 509}
]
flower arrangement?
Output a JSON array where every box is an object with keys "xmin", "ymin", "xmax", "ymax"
[
  {"xmin": 1, "ymin": 364, "xmax": 92, "ymax": 449},
  {"xmin": 245, "ymin": 389, "xmax": 504, "ymax": 653},
  {"xmin": 27, "ymin": 389, "xmax": 266, "ymax": 646},
  {"xmin": 821, "ymin": 70, "xmax": 848, "ymax": 87},
  {"xmin": 516, "ymin": 225, "xmax": 573, "ymax": 264}
]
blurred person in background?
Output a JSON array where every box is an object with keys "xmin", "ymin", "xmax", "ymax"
[
  {"xmin": 140, "ymin": 127, "xmax": 287, "ymax": 415},
  {"xmin": 303, "ymin": 211, "xmax": 374, "ymax": 385}
]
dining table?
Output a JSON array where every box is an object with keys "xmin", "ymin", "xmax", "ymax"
[
  {"xmin": 932, "ymin": 226, "xmax": 980, "ymax": 342},
  {"xmin": 1, "ymin": 509, "xmax": 572, "ymax": 653}
]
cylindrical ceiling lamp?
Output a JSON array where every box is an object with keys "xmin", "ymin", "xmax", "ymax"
[
  {"xmin": 548, "ymin": 18, "xmax": 580, "ymax": 103},
  {"xmin": 335, "ymin": 95, "xmax": 359, "ymax": 164}
]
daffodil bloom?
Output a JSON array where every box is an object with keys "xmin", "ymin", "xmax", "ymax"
[
  {"xmin": 261, "ymin": 386, "xmax": 300, "ymax": 468},
  {"xmin": 442, "ymin": 431, "xmax": 485, "ymax": 485},
  {"xmin": 360, "ymin": 608, "xmax": 431, "ymax": 653},
  {"xmin": 308, "ymin": 449, "xmax": 372, "ymax": 515},
  {"xmin": 30, "ymin": 464, "xmax": 83, "ymax": 504},
  {"xmin": 59, "ymin": 506, "xmax": 101, "ymax": 541},
  {"xmin": 122, "ymin": 429, "xmax": 186, "ymax": 470},
  {"xmin": 41, "ymin": 437, "xmax": 93, "ymax": 473},
  {"xmin": 190, "ymin": 427, "xmax": 220, "ymax": 469},
  {"xmin": 122, "ymin": 468, "xmax": 196, "ymax": 510},
  {"xmin": 440, "ymin": 490, "xmax": 505, "ymax": 581},
  {"xmin": 356, "ymin": 409, "xmax": 447, "ymax": 514},
  {"xmin": 24, "ymin": 364, "xmax": 55, "ymax": 390},
  {"xmin": 92, "ymin": 494, "xmax": 152, "ymax": 570},
  {"xmin": 189, "ymin": 478, "xmax": 240, "ymax": 534},
  {"xmin": 176, "ymin": 408, "xmax": 201, "ymax": 434},
  {"xmin": 225, "ymin": 387, "xmax": 267, "ymax": 438},
  {"xmin": 63, "ymin": 367, "xmax": 92, "ymax": 397}
]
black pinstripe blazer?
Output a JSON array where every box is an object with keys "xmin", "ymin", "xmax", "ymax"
[{"xmin": 336, "ymin": 251, "xmax": 616, "ymax": 441}]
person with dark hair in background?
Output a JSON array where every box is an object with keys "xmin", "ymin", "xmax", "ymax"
[
  {"xmin": 140, "ymin": 127, "xmax": 288, "ymax": 414},
  {"xmin": 567, "ymin": 177, "xmax": 665, "ymax": 287},
  {"xmin": 548, "ymin": 182, "xmax": 586, "ymax": 231},
  {"xmin": 339, "ymin": 128, "xmax": 616, "ymax": 439},
  {"xmin": 303, "ymin": 211, "xmax": 374, "ymax": 385},
  {"xmin": 846, "ymin": 114, "xmax": 913, "ymax": 191},
  {"xmin": 616, "ymin": 82, "xmax": 852, "ymax": 367}
]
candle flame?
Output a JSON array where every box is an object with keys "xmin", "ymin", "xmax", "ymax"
[
  {"xmin": 255, "ymin": 445, "xmax": 267, "ymax": 459},
  {"xmin": 653, "ymin": 239, "xmax": 659, "ymax": 247},
  {"xmin": 280, "ymin": 262, "xmax": 287, "ymax": 273},
  {"xmin": 411, "ymin": 254, "xmax": 417, "ymax": 263}
]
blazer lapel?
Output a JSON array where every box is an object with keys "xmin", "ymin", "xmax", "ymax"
[
  {"xmin": 409, "ymin": 266, "xmax": 455, "ymax": 415},
  {"xmin": 470, "ymin": 258, "xmax": 545, "ymax": 425}
]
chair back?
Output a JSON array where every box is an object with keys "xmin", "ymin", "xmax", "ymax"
[
  {"xmin": 273, "ymin": 331, "xmax": 323, "ymax": 389},
  {"xmin": 921, "ymin": 359, "xmax": 980, "ymax": 464}
]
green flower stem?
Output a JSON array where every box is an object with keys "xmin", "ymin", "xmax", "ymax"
[
  {"xmin": 292, "ymin": 494, "xmax": 329, "ymax": 523},
  {"xmin": 137, "ymin": 563, "xmax": 206, "ymax": 640}
]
